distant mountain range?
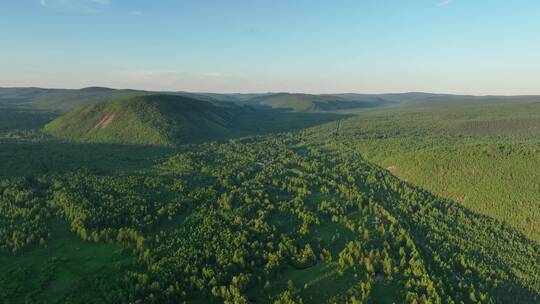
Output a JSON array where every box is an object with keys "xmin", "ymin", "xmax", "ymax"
[
  {"xmin": 3, "ymin": 86, "xmax": 540, "ymax": 145},
  {"xmin": 0, "ymin": 86, "xmax": 511, "ymax": 113}
]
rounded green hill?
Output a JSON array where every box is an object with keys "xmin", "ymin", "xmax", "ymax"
[{"xmin": 44, "ymin": 94, "xmax": 241, "ymax": 146}]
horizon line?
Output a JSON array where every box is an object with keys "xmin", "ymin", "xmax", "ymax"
[{"xmin": 2, "ymin": 85, "xmax": 540, "ymax": 98}]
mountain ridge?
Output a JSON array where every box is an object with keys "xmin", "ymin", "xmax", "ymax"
[
  {"xmin": 3, "ymin": 87, "xmax": 540, "ymax": 117},
  {"xmin": 43, "ymin": 94, "xmax": 250, "ymax": 146}
]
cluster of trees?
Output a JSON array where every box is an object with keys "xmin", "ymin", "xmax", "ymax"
[
  {"xmin": 1, "ymin": 132, "xmax": 539, "ymax": 303},
  {"xmin": 325, "ymin": 141, "xmax": 540, "ymax": 303},
  {"xmin": 0, "ymin": 177, "xmax": 50, "ymax": 254}
]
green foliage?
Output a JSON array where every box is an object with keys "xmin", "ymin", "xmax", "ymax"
[
  {"xmin": 0, "ymin": 86, "xmax": 147, "ymax": 112},
  {"xmin": 0, "ymin": 177, "xmax": 50, "ymax": 254},
  {"xmin": 43, "ymin": 94, "xmax": 244, "ymax": 146},
  {"xmin": 2, "ymin": 92, "xmax": 540, "ymax": 303},
  {"xmin": 0, "ymin": 109, "xmax": 55, "ymax": 132},
  {"xmin": 1, "ymin": 133, "xmax": 539, "ymax": 303},
  {"xmin": 0, "ymin": 221, "xmax": 133, "ymax": 303},
  {"xmin": 332, "ymin": 99, "xmax": 540, "ymax": 241},
  {"xmin": 248, "ymin": 93, "xmax": 392, "ymax": 112},
  {"xmin": 43, "ymin": 94, "xmax": 351, "ymax": 146}
]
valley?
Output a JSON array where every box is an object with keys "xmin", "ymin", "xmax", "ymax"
[{"xmin": 1, "ymin": 88, "xmax": 539, "ymax": 303}]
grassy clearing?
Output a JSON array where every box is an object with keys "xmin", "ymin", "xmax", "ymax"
[
  {"xmin": 258, "ymin": 262, "xmax": 358, "ymax": 303},
  {"xmin": 0, "ymin": 221, "xmax": 133, "ymax": 304}
]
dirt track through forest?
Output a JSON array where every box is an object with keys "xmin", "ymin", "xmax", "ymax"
[{"xmin": 94, "ymin": 113, "xmax": 116, "ymax": 129}]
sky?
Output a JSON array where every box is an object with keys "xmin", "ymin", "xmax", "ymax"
[{"xmin": 0, "ymin": 0, "xmax": 539, "ymax": 95}]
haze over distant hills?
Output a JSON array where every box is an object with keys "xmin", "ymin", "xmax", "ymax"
[
  {"xmin": 2, "ymin": 85, "xmax": 540, "ymax": 303},
  {"xmin": 2, "ymin": 86, "xmax": 539, "ymax": 113},
  {"xmin": 2, "ymin": 86, "xmax": 540, "ymax": 146}
]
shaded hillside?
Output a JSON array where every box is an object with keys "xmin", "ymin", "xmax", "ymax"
[
  {"xmin": 317, "ymin": 98, "xmax": 540, "ymax": 242},
  {"xmin": 403, "ymin": 95, "xmax": 540, "ymax": 109},
  {"xmin": 245, "ymin": 93, "xmax": 395, "ymax": 112},
  {"xmin": 245, "ymin": 92, "xmax": 540, "ymax": 112},
  {"xmin": 0, "ymin": 87, "xmax": 148, "ymax": 112},
  {"xmin": 0, "ymin": 87, "xmax": 269, "ymax": 113},
  {"xmin": 331, "ymin": 92, "xmax": 449, "ymax": 103},
  {"xmin": 0, "ymin": 88, "xmax": 399, "ymax": 113},
  {"xmin": 44, "ymin": 95, "xmax": 248, "ymax": 146}
]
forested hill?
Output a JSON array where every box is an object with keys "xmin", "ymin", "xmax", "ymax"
[
  {"xmin": 2, "ymin": 88, "xmax": 540, "ymax": 302},
  {"xmin": 0, "ymin": 88, "xmax": 404, "ymax": 113},
  {"xmin": 43, "ymin": 94, "xmax": 250, "ymax": 146},
  {"xmin": 3, "ymin": 86, "xmax": 540, "ymax": 114},
  {"xmin": 0, "ymin": 87, "xmax": 147, "ymax": 112},
  {"xmin": 237, "ymin": 93, "xmax": 397, "ymax": 112}
]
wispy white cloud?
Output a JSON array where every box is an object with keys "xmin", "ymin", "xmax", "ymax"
[
  {"xmin": 38, "ymin": 0, "xmax": 110, "ymax": 13},
  {"xmin": 129, "ymin": 10, "xmax": 143, "ymax": 16},
  {"xmin": 90, "ymin": 0, "xmax": 109, "ymax": 5},
  {"xmin": 111, "ymin": 69, "xmax": 250, "ymax": 92},
  {"xmin": 119, "ymin": 70, "xmax": 225, "ymax": 81},
  {"xmin": 437, "ymin": 0, "xmax": 453, "ymax": 6}
]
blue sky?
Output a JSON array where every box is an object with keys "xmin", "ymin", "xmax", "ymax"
[{"xmin": 1, "ymin": 0, "xmax": 539, "ymax": 94}]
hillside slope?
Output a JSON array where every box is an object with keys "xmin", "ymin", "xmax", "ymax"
[
  {"xmin": 4, "ymin": 86, "xmax": 540, "ymax": 114},
  {"xmin": 246, "ymin": 93, "xmax": 395, "ymax": 112},
  {"xmin": 0, "ymin": 87, "xmax": 148, "ymax": 112},
  {"xmin": 44, "ymin": 94, "xmax": 246, "ymax": 145},
  {"xmin": 324, "ymin": 99, "xmax": 540, "ymax": 241}
]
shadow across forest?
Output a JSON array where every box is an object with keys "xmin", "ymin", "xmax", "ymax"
[
  {"xmin": 0, "ymin": 109, "xmax": 350, "ymax": 177},
  {"xmin": 0, "ymin": 139, "xmax": 176, "ymax": 177},
  {"xmin": 358, "ymin": 158, "xmax": 540, "ymax": 302},
  {"xmin": 220, "ymin": 109, "xmax": 351, "ymax": 141},
  {"xmin": 0, "ymin": 108, "xmax": 57, "ymax": 132}
]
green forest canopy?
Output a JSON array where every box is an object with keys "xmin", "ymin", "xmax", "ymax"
[{"xmin": 1, "ymin": 88, "xmax": 540, "ymax": 303}]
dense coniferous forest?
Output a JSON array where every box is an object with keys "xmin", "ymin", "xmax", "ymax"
[{"xmin": 1, "ymin": 88, "xmax": 540, "ymax": 303}]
